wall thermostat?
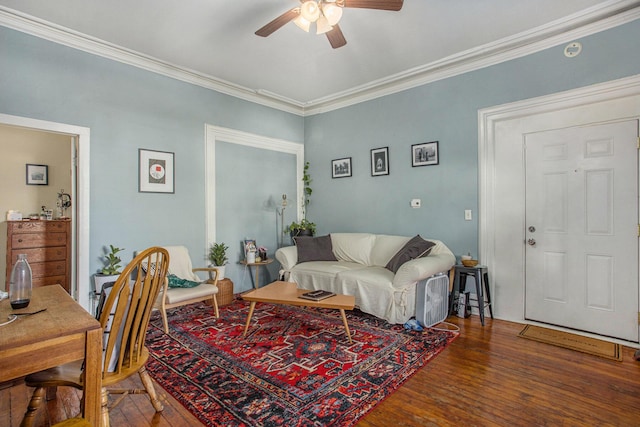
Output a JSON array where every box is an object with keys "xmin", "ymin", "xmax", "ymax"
[{"xmin": 564, "ymin": 42, "xmax": 582, "ymax": 58}]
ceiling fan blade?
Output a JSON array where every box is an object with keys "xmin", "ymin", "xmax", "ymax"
[
  {"xmin": 341, "ymin": 0, "xmax": 403, "ymax": 11},
  {"xmin": 255, "ymin": 8, "xmax": 299, "ymax": 37},
  {"xmin": 326, "ymin": 24, "xmax": 347, "ymax": 49}
]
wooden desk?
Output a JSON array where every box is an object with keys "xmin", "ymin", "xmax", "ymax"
[{"xmin": 0, "ymin": 285, "xmax": 102, "ymax": 426}]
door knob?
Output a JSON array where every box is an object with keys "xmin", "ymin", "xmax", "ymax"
[{"xmin": 527, "ymin": 238, "xmax": 536, "ymax": 246}]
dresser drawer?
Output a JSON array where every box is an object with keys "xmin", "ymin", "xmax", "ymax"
[
  {"xmin": 12, "ymin": 232, "xmax": 67, "ymax": 249},
  {"xmin": 33, "ymin": 275, "xmax": 67, "ymax": 288},
  {"xmin": 8, "ymin": 220, "xmax": 68, "ymax": 233},
  {"xmin": 10, "ymin": 247, "xmax": 67, "ymax": 264},
  {"xmin": 30, "ymin": 260, "xmax": 66, "ymax": 278}
]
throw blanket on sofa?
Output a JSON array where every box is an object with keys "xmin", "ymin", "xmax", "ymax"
[{"xmin": 276, "ymin": 233, "xmax": 455, "ymax": 324}]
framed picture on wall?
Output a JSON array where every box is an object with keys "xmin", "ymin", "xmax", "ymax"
[
  {"xmin": 371, "ymin": 147, "xmax": 389, "ymax": 176},
  {"xmin": 412, "ymin": 141, "xmax": 439, "ymax": 167},
  {"xmin": 332, "ymin": 157, "xmax": 352, "ymax": 178},
  {"xmin": 26, "ymin": 164, "xmax": 48, "ymax": 185},
  {"xmin": 139, "ymin": 149, "xmax": 175, "ymax": 193}
]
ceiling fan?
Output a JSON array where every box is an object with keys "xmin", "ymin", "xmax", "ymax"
[{"xmin": 255, "ymin": 0, "xmax": 404, "ymax": 49}]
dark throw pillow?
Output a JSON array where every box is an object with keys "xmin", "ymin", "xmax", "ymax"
[
  {"xmin": 295, "ymin": 235, "xmax": 338, "ymax": 263},
  {"xmin": 167, "ymin": 273, "xmax": 200, "ymax": 288},
  {"xmin": 385, "ymin": 235, "xmax": 435, "ymax": 273}
]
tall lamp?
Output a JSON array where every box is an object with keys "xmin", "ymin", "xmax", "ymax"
[{"xmin": 277, "ymin": 194, "xmax": 287, "ymax": 248}]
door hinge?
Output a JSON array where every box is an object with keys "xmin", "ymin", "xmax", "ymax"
[{"xmin": 638, "ymin": 312, "xmax": 640, "ymax": 325}]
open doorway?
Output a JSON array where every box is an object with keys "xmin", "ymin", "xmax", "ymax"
[
  {"xmin": 0, "ymin": 125, "xmax": 72, "ymax": 290},
  {"xmin": 0, "ymin": 113, "xmax": 91, "ymax": 309}
]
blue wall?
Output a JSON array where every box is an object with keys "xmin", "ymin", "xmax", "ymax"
[
  {"xmin": 1, "ymin": 18, "xmax": 639, "ymax": 297},
  {"xmin": 304, "ymin": 19, "xmax": 640, "ymax": 258},
  {"xmin": 0, "ymin": 26, "xmax": 304, "ymax": 293},
  {"xmin": 216, "ymin": 141, "xmax": 297, "ymax": 289}
]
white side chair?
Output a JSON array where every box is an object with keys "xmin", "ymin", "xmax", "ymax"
[{"xmin": 155, "ymin": 245, "xmax": 220, "ymax": 333}]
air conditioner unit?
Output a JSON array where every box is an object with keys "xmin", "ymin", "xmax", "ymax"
[{"xmin": 415, "ymin": 273, "xmax": 449, "ymax": 328}]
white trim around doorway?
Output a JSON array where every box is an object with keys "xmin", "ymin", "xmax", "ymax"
[
  {"xmin": 204, "ymin": 124, "xmax": 304, "ymax": 252},
  {"xmin": 0, "ymin": 113, "xmax": 90, "ymax": 310},
  {"xmin": 478, "ymin": 73, "xmax": 640, "ymax": 345}
]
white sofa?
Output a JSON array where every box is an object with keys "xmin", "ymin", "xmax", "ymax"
[{"xmin": 275, "ymin": 233, "xmax": 455, "ymax": 324}]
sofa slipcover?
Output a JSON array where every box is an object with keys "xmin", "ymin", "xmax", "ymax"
[{"xmin": 275, "ymin": 233, "xmax": 455, "ymax": 324}]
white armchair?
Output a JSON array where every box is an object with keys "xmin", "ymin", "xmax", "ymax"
[{"xmin": 154, "ymin": 245, "xmax": 220, "ymax": 333}]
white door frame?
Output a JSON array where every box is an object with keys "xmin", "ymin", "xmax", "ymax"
[
  {"xmin": 204, "ymin": 124, "xmax": 304, "ymax": 250},
  {"xmin": 478, "ymin": 74, "xmax": 640, "ymax": 343},
  {"xmin": 0, "ymin": 113, "xmax": 91, "ymax": 310}
]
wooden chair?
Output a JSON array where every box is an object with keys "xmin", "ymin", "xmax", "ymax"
[
  {"xmin": 155, "ymin": 245, "xmax": 220, "ymax": 333},
  {"xmin": 21, "ymin": 247, "xmax": 170, "ymax": 427},
  {"xmin": 52, "ymin": 419, "xmax": 91, "ymax": 427}
]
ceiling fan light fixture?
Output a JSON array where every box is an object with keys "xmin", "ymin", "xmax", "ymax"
[
  {"xmin": 293, "ymin": 15, "xmax": 311, "ymax": 32},
  {"xmin": 321, "ymin": 2, "xmax": 343, "ymax": 26},
  {"xmin": 300, "ymin": 1, "xmax": 321, "ymax": 22},
  {"xmin": 316, "ymin": 15, "xmax": 333, "ymax": 34}
]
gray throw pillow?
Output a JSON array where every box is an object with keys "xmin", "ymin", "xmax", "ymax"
[
  {"xmin": 295, "ymin": 235, "xmax": 338, "ymax": 263},
  {"xmin": 385, "ymin": 235, "xmax": 435, "ymax": 273}
]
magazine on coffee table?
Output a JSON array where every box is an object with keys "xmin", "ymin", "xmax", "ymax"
[{"xmin": 299, "ymin": 289, "xmax": 336, "ymax": 301}]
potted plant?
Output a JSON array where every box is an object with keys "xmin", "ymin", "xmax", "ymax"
[
  {"xmin": 94, "ymin": 245, "xmax": 124, "ymax": 294},
  {"xmin": 208, "ymin": 242, "xmax": 229, "ymax": 279},
  {"xmin": 288, "ymin": 161, "xmax": 316, "ymax": 242}
]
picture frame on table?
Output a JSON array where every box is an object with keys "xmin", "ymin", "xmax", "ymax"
[
  {"xmin": 244, "ymin": 239, "xmax": 257, "ymax": 257},
  {"xmin": 26, "ymin": 164, "xmax": 48, "ymax": 185},
  {"xmin": 371, "ymin": 147, "xmax": 389, "ymax": 176},
  {"xmin": 412, "ymin": 141, "xmax": 439, "ymax": 167},
  {"xmin": 139, "ymin": 148, "xmax": 175, "ymax": 193},
  {"xmin": 332, "ymin": 157, "xmax": 352, "ymax": 178}
]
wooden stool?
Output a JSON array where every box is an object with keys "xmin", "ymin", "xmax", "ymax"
[{"xmin": 450, "ymin": 264, "xmax": 493, "ymax": 326}]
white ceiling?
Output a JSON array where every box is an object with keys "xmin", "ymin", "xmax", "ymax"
[{"xmin": 0, "ymin": 0, "xmax": 638, "ymax": 114}]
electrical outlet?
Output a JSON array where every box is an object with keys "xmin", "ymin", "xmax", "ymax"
[{"xmin": 464, "ymin": 209, "xmax": 472, "ymax": 220}]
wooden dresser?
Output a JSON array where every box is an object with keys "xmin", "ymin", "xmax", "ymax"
[{"xmin": 5, "ymin": 219, "xmax": 71, "ymax": 293}]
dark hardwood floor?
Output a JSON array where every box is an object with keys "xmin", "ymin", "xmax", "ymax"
[{"xmin": 2, "ymin": 315, "xmax": 639, "ymax": 426}]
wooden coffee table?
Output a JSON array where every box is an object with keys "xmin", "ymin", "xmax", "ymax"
[{"xmin": 241, "ymin": 281, "xmax": 356, "ymax": 343}]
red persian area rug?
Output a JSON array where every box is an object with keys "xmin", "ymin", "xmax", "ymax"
[{"xmin": 145, "ymin": 298, "xmax": 458, "ymax": 427}]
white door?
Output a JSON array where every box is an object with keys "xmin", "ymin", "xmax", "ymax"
[{"xmin": 524, "ymin": 120, "xmax": 639, "ymax": 341}]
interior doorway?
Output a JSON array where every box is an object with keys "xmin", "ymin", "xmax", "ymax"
[
  {"xmin": 204, "ymin": 124, "xmax": 304, "ymax": 292},
  {"xmin": 0, "ymin": 113, "xmax": 91, "ymax": 309},
  {"xmin": 479, "ymin": 75, "xmax": 640, "ymax": 344}
]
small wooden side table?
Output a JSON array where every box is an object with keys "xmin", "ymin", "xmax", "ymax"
[{"xmin": 240, "ymin": 258, "xmax": 274, "ymax": 289}]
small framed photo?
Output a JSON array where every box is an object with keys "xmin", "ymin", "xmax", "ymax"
[
  {"xmin": 332, "ymin": 157, "xmax": 352, "ymax": 178},
  {"xmin": 412, "ymin": 141, "xmax": 439, "ymax": 167},
  {"xmin": 139, "ymin": 149, "xmax": 174, "ymax": 193},
  {"xmin": 371, "ymin": 147, "xmax": 389, "ymax": 176},
  {"xmin": 244, "ymin": 239, "xmax": 257, "ymax": 257},
  {"xmin": 26, "ymin": 164, "xmax": 48, "ymax": 185}
]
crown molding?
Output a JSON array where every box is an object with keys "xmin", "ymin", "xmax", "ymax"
[
  {"xmin": 304, "ymin": 0, "xmax": 640, "ymax": 115},
  {"xmin": 1, "ymin": 1, "xmax": 638, "ymax": 117},
  {"xmin": 0, "ymin": 6, "xmax": 306, "ymax": 116}
]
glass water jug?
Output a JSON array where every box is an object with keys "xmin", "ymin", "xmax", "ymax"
[{"xmin": 10, "ymin": 254, "xmax": 32, "ymax": 309}]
